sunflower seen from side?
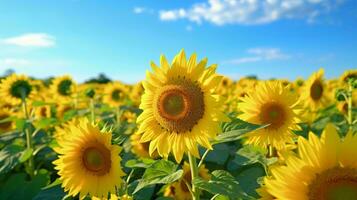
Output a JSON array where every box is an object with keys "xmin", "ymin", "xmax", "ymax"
[
  {"xmin": 301, "ymin": 69, "xmax": 329, "ymax": 111},
  {"xmin": 0, "ymin": 74, "xmax": 34, "ymax": 105},
  {"xmin": 264, "ymin": 124, "xmax": 357, "ymax": 200},
  {"xmin": 239, "ymin": 81, "xmax": 301, "ymax": 150},
  {"xmin": 137, "ymin": 49, "xmax": 229, "ymax": 162},
  {"xmin": 340, "ymin": 69, "xmax": 357, "ymax": 84},
  {"xmin": 53, "ymin": 118, "xmax": 125, "ymax": 199}
]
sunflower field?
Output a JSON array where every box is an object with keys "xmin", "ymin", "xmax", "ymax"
[{"xmin": 0, "ymin": 50, "xmax": 356, "ymax": 200}]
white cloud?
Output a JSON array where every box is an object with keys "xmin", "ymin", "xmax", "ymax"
[
  {"xmin": 1, "ymin": 33, "xmax": 55, "ymax": 47},
  {"xmin": 224, "ymin": 47, "xmax": 290, "ymax": 64},
  {"xmin": 159, "ymin": 0, "xmax": 344, "ymax": 25},
  {"xmin": 133, "ymin": 7, "xmax": 154, "ymax": 14},
  {"xmin": 0, "ymin": 58, "xmax": 31, "ymax": 66}
]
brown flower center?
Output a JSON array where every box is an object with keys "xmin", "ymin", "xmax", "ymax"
[
  {"xmin": 82, "ymin": 142, "xmax": 111, "ymax": 176},
  {"xmin": 260, "ymin": 102, "xmax": 286, "ymax": 129},
  {"xmin": 310, "ymin": 80, "xmax": 323, "ymax": 101},
  {"xmin": 308, "ymin": 167, "xmax": 357, "ymax": 200},
  {"xmin": 154, "ymin": 78, "xmax": 204, "ymax": 133}
]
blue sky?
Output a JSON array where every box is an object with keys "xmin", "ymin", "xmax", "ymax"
[{"xmin": 0, "ymin": 0, "xmax": 356, "ymax": 83}]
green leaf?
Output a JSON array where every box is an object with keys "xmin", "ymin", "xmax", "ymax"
[
  {"xmin": 0, "ymin": 169, "xmax": 50, "ymax": 200},
  {"xmin": 43, "ymin": 178, "xmax": 62, "ymax": 189},
  {"xmin": 203, "ymin": 143, "xmax": 230, "ymax": 165},
  {"xmin": 33, "ymin": 185, "xmax": 66, "ymax": 200},
  {"xmin": 32, "ymin": 101, "xmax": 51, "ymax": 107},
  {"xmin": 235, "ymin": 163, "xmax": 266, "ymax": 197},
  {"xmin": 133, "ymin": 160, "xmax": 183, "ymax": 194},
  {"xmin": 0, "ymin": 131, "xmax": 23, "ymax": 143},
  {"xmin": 213, "ymin": 195, "xmax": 230, "ymax": 200},
  {"xmin": 19, "ymin": 148, "xmax": 33, "ymax": 163},
  {"xmin": 125, "ymin": 158, "xmax": 156, "ymax": 168},
  {"xmin": 0, "ymin": 144, "xmax": 25, "ymax": 174},
  {"xmin": 36, "ymin": 118, "xmax": 58, "ymax": 129},
  {"xmin": 193, "ymin": 170, "xmax": 247, "ymax": 199},
  {"xmin": 215, "ymin": 118, "xmax": 268, "ymax": 144},
  {"xmin": 15, "ymin": 118, "xmax": 26, "ymax": 131}
]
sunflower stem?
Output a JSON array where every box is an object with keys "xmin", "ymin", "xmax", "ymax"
[
  {"xmin": 22, "ymin": 98, "xmax": 34, "ymax": 178},
  {"xmin": 90, "ymin": 98, "xmax": 95, "ymax": 123},
  {"xmin": 198, "ymin": 149, "xmax": 210, "ymax": 168},
  {"xmin": 188, "ymin": 152, "xmax": 200, "ymax": 200},
  {"xmin": 347, "ymin": 80, "xmax": 353, "ymax": 131},
  {"xmin": 115, "ymin": 106, "xmax": 122, "ymax": 127}
]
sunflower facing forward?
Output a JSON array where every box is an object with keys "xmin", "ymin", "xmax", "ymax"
[
  {"xmin": 50, "ymin": 75, "xmax": 76, "ymax": 102},
  {"xmin": 103, "ymin": 82, "xmax": 128, "ymax": 107},
  {"xmin": 53, "ymin": 118, "xmax": 125, "ymax": 199},
  {"xmin": 239, "ymin": 81, "xmax": 301, "ymax": 150},
  {"xmin": 0, "ymin": 74, "xmax": 34, "ymax": 105},
  {"xmin": 301, "ymin": 69, "xmax": 329, "ymax": 111},
  {"xmin": 264, "ymin": 124, "xmax": 357, "ymax": 200},
  {"xmin": 137, "ymin": 50, "xmax": 229, "ymax": 162}
]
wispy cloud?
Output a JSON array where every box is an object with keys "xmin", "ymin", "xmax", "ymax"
[
  {"xmin": 0, "ymin": 58, "xmax": 31, "ymax": 66},
  {"xmin": 159, "ymin": 0, "xmax": 344, "ymax": 25},
  {"xmin": 0, "ymin": 58, "xmax": 70, "ymax": 70},
  {"xmin": 133, "ymin": 7, "xmax": 154, "ymax": 14},
  {"xmin": 1, "ymin": 33, "xmax": 55, "ymax": 47},
  {"xmin": 224, "ymin": 47, "xmax": 290, "ymax": 64}
]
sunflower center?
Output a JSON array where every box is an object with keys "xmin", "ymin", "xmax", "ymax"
[
  {"xmin": 160, "ymin": 89, "xmax": 189, "ymax": 120},
  {"xmin": 154, "ymin": 78, "xmax": 204, "ymax": 133},
  {"xmin": 310, "ymin": 80, "xmax": 323, "ymax": 101},
  {"xmin": 344, "ymin": 74, "xmax": 357, "ymax": 83},
  {"xmin": 82, "ymin": 143, "xmax": 111, "ymax": 176},
  {"xmin": 40, "ymin": 107, "xmax": 48, "ymax": 117},
  {"xmin": 0, "ymin": 114, "xmax": 12, "ymax": 130},
  {"xmin": 260, "ymin": 102, "xmax": 286, "ymax": 129},
  {"xmin": 57, "ymin": 80, "xmax": 73, "ymax": 96},
  {"xmin": 10, "ymin": 80, "xmax": 32, "ymax": 99},
  {"xmin": 111, "ymin": 89, "xmax": 121, "ymax": 101},
  {"xmin": 308, "ymin": 167, "xmax": 357, "ymax": 200}
]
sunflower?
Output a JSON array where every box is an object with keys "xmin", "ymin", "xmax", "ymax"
[
  {"xmin": 137, "ymin": 49, "xmax": 229, "ymax": 162},
  {"xmin": 130, "ymin": 81, "xmax": 144, "ymax": 106},
  {"xmin": 300, "ymin": 69, "xmax": 329, "ymax": 111},
  {"xmin": 53, "ymin": 118, "xmax": 125, "ymax": 199},
  {"xmin": 0, "ymin": 74, "xmax": 34, "ymax": 105},
  {"xmin": 164, "ymin": 162, "xmax": 210, "ymax": 200},
  {"xmin": 50, "ymin": 75, "xmax": 76, "ymax": 102},
  {"xmin": 34, "ymin": 105, "xmax": 52, "ymax": 119},
  {"xmin": 239, "ymin": 81, "xmax": 301, "ymax": 150},
  {"xmin": 265, "ymin": 124, "xmax": 357, "ymax": 200},
  {"xmin": 340, "ymin": 69, "xmax": 357, "ymax": 84},
  {"xmin": 53, "ymin": 117, "xmax": 81, "ymax": 151},
  {"xmin": 103, "ymin": 82, "xmax": 128, "ymax": 107},
  {"xmin": 256, "ymin": 185, "xmax": 275, "ymax": 200},
  {"xmin": 130, "ymin": 132, "xmax": 158, "ymax": 158},
  {"xmin": 0, "ymin": 109, "xmax": 15, "ymax": 133},
  {"xmin": 56, "ymin": 103, "xmax": 73, "ymax": 119},
  {"xmin": 92, "ymin": 194, "xmax": 133, "ymax": 200}
]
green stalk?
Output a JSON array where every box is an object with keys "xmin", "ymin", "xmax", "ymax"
[
  {"xmin": 22, "ymin": 97, "xmax": 34, "ymax": 178},
  {"xmin": 90, "ymin": 98, "xmax": 95, "ymax": 123},
  {"xmin": 198, "ymin": 149, "xmax": 210, "ymax": 168},
  {"xmin": 188, "ymin": 153, "xmax": 200, "ymax": 200},
  {"xmin": 347, "ymin": 81, "xmax": 353, "ymax": 131},
  {"xmin": 116, "ymin": 106, "xmax": 122, "ymax": 127}
]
